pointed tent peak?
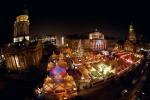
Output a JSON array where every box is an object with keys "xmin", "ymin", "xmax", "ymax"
[
  {"xmin": 51, "ymin": 51, "xmax": 58, "ymax": 59},
  {"xmin": 59, "ymin": 53, "xmax": 64, "ymax": 59}
]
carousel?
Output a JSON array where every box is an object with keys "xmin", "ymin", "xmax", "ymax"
[{"xmin": 35, "ymin": 53, "xmax": 77, "ymax": 100}]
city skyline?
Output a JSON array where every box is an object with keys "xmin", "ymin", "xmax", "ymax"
[{"xmin": 0, "ymin": 0, "xmax": 149, "ymax": 43}]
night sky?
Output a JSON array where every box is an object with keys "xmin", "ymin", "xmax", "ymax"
[{"xmin": 0, "ymin": 0, "xmax": 149, "ymax": 44}]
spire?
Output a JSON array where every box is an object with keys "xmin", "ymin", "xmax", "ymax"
[
  {"xmin": 18, "ymin": 0, "xmax": 28, "ymax": 15},
  {"xmin": 23, "ymin": 3, "xmax": 28, "ymax": 15},
  {"xmin": 20, "ymin": 4, "xmax": 28, "ymax": 15},
  {"xmin": 13, "ymin": 1, "xmax": 30, "ymax": 42},
  {"xmin": 129, "ymin": 21, "xmax": 134, "ymax": 32},
  {"xmin": 128, "ymin": 21, "xmax": 136, "ymax": 43}
]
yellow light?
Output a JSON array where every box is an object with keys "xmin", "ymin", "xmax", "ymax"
[
  {"xmin": 63, "ymin": 97, "xmax": 68, "ymax": 100},
  {"xmin": 73, "ymin": 88, "xmax": 77, "ymax": 91}
]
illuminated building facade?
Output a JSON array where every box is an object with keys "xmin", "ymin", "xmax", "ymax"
[
  {"xmin": 124, "ymin": 23, "xmax": 136, "ymax": 52},
  {"xmin": 66, "ymin": 30, "xmax": 107, "ymax": 51},
  {"xmin": 13, "ymin": 9, "xmax": 30, "ymax": 43},
  {"xmin": 89, "ymin": 31, "xmax": 104, "ymax": 40},
  {"xmin": 89, "ymin": 30, "xmax": 107, "ymax": 50},
  {"xmin": 3, "ymin": 42, "xmax": 43, "ymax": 71},
  {"xmin": 90, "ymin": 39, "xmax": 107, "ymax": 50},
  {"xmin": 3, "ymin": 9, "xmax": 43, "ymax": 71},
  {"xmin": 31, "ymin": 34, "xmax": 66, "ymax": 47}
]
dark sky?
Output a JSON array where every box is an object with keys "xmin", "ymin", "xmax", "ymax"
[{"xmin": 0, "ymin": 0, "xmax": 149, "ymax": 43}]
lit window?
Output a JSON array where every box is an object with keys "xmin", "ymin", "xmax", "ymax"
[
  {"xmin": 13, "ymin": 38, "xmax": 18, "ymax": 43},
  {"xmin": 25, "ymin": 36, "xmax": 29, "ymax": 40}
]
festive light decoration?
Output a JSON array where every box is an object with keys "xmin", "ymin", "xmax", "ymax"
[
  {"xmin": 35, "ymin": 49, "xmax": 143, "ymax": 99},
  {"xmin": 49, "ymin": 66, "xmax": 66, "ymax": 77}
]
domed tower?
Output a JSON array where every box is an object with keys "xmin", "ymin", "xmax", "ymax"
[
  {"xmin": 128, "ymin": 23, "xmax": 136, "ymax": 43},
  {"xmin": 3, "ymin": 8, "xmax": 43, "ymax": 71},
  {"xmin": 13, "ymin": 9, "xmax": 30, "ymax": 43}
]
